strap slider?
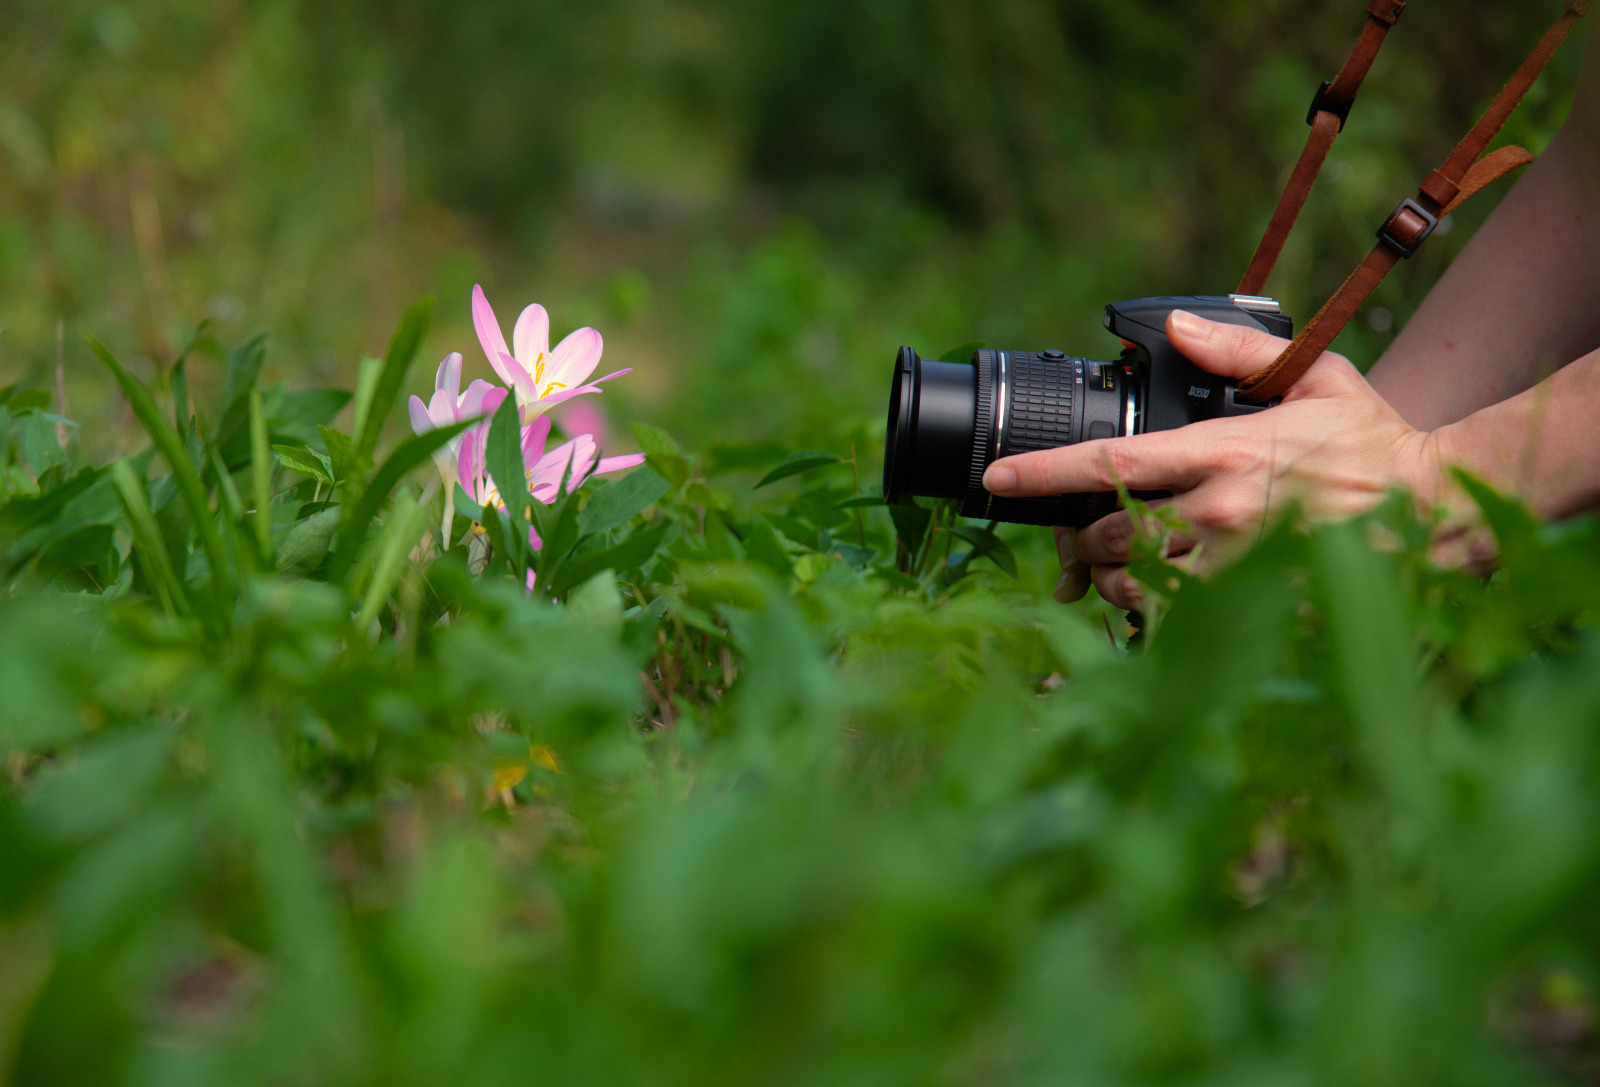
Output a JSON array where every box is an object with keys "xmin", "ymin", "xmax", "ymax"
[
  {"xmin": 1306, "ymin": 81, "xmax": 1355, "ymax": 130},
  {"xmin": 1367, "ymin": 0, "xmax": 1406, "ymax": 25},
  {"xmin": 1377, "ymin": 198, "xmax": 1439, "ymax": 259}
]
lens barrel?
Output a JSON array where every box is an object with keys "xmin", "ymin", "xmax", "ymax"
[{"xmin": 884, "ymin": 347, "xmax": 1134, "ymax": 528}]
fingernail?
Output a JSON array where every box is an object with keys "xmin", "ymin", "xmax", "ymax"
[
  {"xmin": 1057, "ymin": 528, "xmax": 1077, "ymax": 569},
  {"xmin": 984, "ymin": 464, "xmax": 1017, "ymax": 493},
  {"xmin": 1053, "ymin": 566, "xmax": 1090, "ymax": 604},
  {"xmin": 1170, "ymin": 310, "xmax": 1210, "ymax": 340}
]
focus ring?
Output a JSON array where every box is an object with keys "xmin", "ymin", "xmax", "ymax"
[{"xmin": 965, "ymin": 350, "xmax": 997, "ymax": 512}]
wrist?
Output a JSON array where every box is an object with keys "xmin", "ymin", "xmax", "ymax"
[{"xmin": 1395, "ymin": 426, "xmax": 1454, "ymax": 515}]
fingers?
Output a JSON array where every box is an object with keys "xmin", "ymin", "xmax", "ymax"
[
  {"xmin": 984, "ymin": 421, "xmax": 1231, "ymax": 497},
  {"xmin": 1054, "ymin": 565, "xmax": 1091, "ymax": 604},
  {"xmin": 1091, "ymin": 564, "xmax": 1144, "ymax": 611},
  {"xmin": 1166, "ymin": 310, "xmax": 1291, "ymax": 380},
  {"xmin": 1052, "ymin": 526, "xmax": 1091, "ymax": 603},
  {"xmin": 1074, "ymin": 505, "xmax": 1196, "ymax": 567}
]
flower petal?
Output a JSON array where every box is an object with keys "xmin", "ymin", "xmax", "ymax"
[
  {"xmin": 519, "ymin": 383, "xmax": 605, "ymax": 422},
  {"xmin": 590, "ymin": 367, "xmax": 632, "ymax": 385},
  {"xmin": 529, "ymin": 437, "xmax": 577, "ymax": 493},
  {"xmin": 565, "ymin": 435, "xmax": 598, "ymax": 491},
  {"xmin": 478, "ymin": 384, "xmax": 509, "ymax": 420},
  {"xmin": 427, "ymin": 388, "xmax": 454, "ymax": 426},
  {"xmin": 408, "ymin": 395, "xmax": 433, "ymax": 436},
  {"xmin": 595, "ymin": 453, "xmax": 647, "ymax": 475},
  {"xmin": 497, "ymin": 351, "xmax": 539, "ymax": 407},
  {"xmin": 559, "ymin": 400, "xmax": 609, "ymax": 447},
  {"xmin": 544, "ymin": 327, "xmax": 603, "ymax": 394},
  {"xmin": 520, "ymin": 414, "xmax": 552, "ymax": 470},
  {"xmin": 473, "ymin": 285, "xmax": 516, "ymax": 387},
  {"xmin": 513, "ymin": 304, "xmax": 550, "ymax": 372},
  {"xmin": 457, "ymin": 429, "xmax": 483, "ymax": 494},
  {"xmin": 458, "ymin": 379, "xmax": 501, "ymax": 421},
  {"xmin": 436, "ymin": 352, "xmax": 463, "ymax": 403}
]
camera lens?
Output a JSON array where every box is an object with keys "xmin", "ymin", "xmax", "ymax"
[{"xmin": 883, "ymin": 346, "xmax": 1139, "ymax": 528}]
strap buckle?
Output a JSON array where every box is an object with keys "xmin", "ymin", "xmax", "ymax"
[
  {"xmin": 1377, "ymin": 198, "xmax": 1439, "ymax": 258},
  {"xmin": 1306, "ymin": 81, "xmax": 1354, "ymax": 130}
]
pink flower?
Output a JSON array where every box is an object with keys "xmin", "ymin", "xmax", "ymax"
[
  {"xmin": 472, "ymin": 285, "xmax": 630, "ymax": 418},
  {"xmin": 456, "ymin": 414, "xmax": 645, "ymax": 522},
  {"xmin": 407, "ymin": 352, "xmax": 507, "ymax": 546},
  {"xmin": 558, "ymin": 399, "xmax": 610, "ymax": 450}
]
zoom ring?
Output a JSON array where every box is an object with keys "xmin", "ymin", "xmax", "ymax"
[
  {"xmin": 957, "ymin": 351, "xmax": 1118, "ymax": 528},
  {"xmin": 1002, "ymin": 352, "xmax": 1079, "ymax": 456}
]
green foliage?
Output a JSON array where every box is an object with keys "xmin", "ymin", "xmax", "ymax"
[
  {"xmin": 2, "ymin": 2, "xmax": 1598, "ymax": 1081},
  {"xmin": 2, "ymin": 310, "xmax": 1600, "ymax": 1085}
]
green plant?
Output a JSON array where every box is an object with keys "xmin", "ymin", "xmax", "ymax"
[{"xmin": 2, "ymin": 303, "xmax": 1599, "ymax": 1086}]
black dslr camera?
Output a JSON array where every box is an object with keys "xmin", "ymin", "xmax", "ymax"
[{"xmin": 882, "ymin": 294, "xmax": 1292, "ymax": 527}]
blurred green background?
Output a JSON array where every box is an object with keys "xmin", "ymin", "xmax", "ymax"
[{"xmin": 0, "ymin": 0, "xmax": 1585, "ymax": 455}]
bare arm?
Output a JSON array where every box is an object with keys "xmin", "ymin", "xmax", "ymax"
[{"xmin": 1366, "ymin": 24, "xmax": 1600, "ymax": 430}]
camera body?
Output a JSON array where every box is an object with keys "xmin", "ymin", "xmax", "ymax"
[{"xmin": 883, "ymin": 294, "xmax": 1291, "ymax": 528}]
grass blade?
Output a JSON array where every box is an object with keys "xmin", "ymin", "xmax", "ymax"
[
  {"xmin": 326, "ymin": 419, "xmax": 473, "ymax": 584},
  {"xmin": 354, "ymin": 298, "xmax": 433, "ymax": 467},
  {"xmin": 485, "ymin": 394, "xmax": 532, "ymax": 581},
  {"xmin": 87, "ymin": 332, "xmax": 232, "ymax": 624},
  {"xmin": 110, "ymin": 460, "xmax": 190, "ymax": 617},
  {"xmin": 354, "ymin": 486, "xmax": 428, "ymax": 629},
  {"xmin": 250, "ymin": 389, "xmax": 274, "ymax": 564}
]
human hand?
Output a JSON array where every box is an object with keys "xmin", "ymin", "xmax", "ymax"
[{"xmin": 986, "ymin": 310, "xmax": 1442, "ymax": 610}]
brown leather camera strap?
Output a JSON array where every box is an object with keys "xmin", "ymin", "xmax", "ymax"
[
  {"xmin": 1237, "ymin": 0, "xmax": 1408, "ymax": 297},
  {"xmin": 1237, "ymin": 0, "xmax": 1591, "ymax": 403}
]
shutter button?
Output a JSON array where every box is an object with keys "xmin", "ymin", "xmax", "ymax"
[{"xmin": 1041, "ymin": 349, "xmax": 1067, "ymax": 361}]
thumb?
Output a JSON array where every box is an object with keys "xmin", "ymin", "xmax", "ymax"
[{"xmin": 1166, "ymin": 310, "xmax": 1289, "ymax": 380}]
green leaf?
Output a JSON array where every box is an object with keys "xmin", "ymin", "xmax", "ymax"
[
  {"xmin": 26, "ymin": 725, "xmax": 173, "ymax": 842},
  {"xmin": 453, "ymin": 484, "xmax": 484, "ymax": 524},
  {"xmin": 949, "ymin": 524, "xmax": 1018, "ymax": 577},
  {"xmin": 111, "ymin": 460, "xmax": 190, "ymax": 616},
  {"xmin": 318, "ymin": 425, "xmax": 356, "ymax": 483},
  {"xmin": 579, "ymin": 468, "xmax": 669, "ymax": 538},
  {"xmin": 273, "ymin": 388, "xmax": 353, "ymax": 444},
  {"xmin": 888, "ymin": 502, "xmax": 933, "ymax": 563},
  {"xmin": 355, "ymin": 487, "xmax": 429, "ymax": 628},
  {"xmin": 552, "ymin": 519, "xmax": 671, "ymax": 597},
  {"xmin": 273, "ymin": 444, "xmax": 334, "ymax": 485},
  {"xmin": 22, "ymin": 413, "xmax": 66, "ymax": 474},
  {"xmin": 485, "ymin": 393, "xmax": 533, "ymax": 579},
  {"xmin": 278, "ymin": 507, "xmax": 341, "ymax": 575},
  {"xmin": 741, "ymin": 520, "xmax": 795, "ymax": 579},
  {"xmin": 87, "ymin": 333, "xmax": 231, "ymax": 626},
  {"xmin": 632, "ymin": 423, "xmax": 690, "ymax": 488},
  {"xmin": 834, "ymin": 494, "xmax": 885, "ymax": 510},
  {"xmin": 325, "ymin": 419, "xmax": 474, "ymax": 585},
  {"xmin": 937, "ymin": 341, "xmax": 986, "ymax": 364},
  {"xmin": 221, "ymin": 333, "xmax": 269, "ymax": 410},
  {"xmin": 631, "ymin": 422, "xmax": 683, "ymax": 459},
  {"xmin": 754, "ymin": 451, "xmax": 844, "ymax": 489},
  {"xmin": 250, "ymin": 389, "xmax": 274, "ymax": 563},
  {"xmin": 349, "ymin": 356, "xmax": 384, "ymax": 454},
  {"xmin": 355, "ymin": 298, "xmax": 433, "ymax": 466},
  {"xmin": 567, "ymin": 568, "xmax": 625, "ymax": 638},
  {"xmin": 1453, "ymin": 468, "xmax": 1538, "ymax": 553}
]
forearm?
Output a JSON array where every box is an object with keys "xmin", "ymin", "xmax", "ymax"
[
  {"xmin": 1428, "ymin": 343, "xmax": 1600, "ymax": 521},
  {"xmin": 1366, "ymin": 127, "xmax": 1600, "ymax": 431}
]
